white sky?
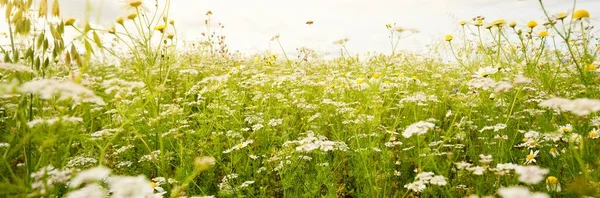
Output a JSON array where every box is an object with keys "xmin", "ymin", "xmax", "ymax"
[{"xmin": 4, "ymin": 0, "xmax": 600, "ymax": 55}]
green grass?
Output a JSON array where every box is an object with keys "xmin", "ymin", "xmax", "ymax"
[{"xmin": 0, "ymin": 0, "xmax": 600, "ymax": 197}]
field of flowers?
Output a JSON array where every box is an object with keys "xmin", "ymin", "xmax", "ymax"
[{"xmin": 1, "ymin": 0, "xmax": 600, "ymax": 197}]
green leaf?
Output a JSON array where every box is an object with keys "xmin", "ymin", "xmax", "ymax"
[
  {"xmin": 92, "ymin": 31, "xmax": 103, "ymax": 48},
  {"xmin": 36, "ymin": 32, "xmax": 44, "ymax": 49},
  {"xmin": 84, "ymin": 39, "xmax": 94, "ymax": 55}
]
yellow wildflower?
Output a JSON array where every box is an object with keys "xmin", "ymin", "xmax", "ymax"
[
  {"xmin": 65, "ymin": 18, "xmax": 76, "ymax": 26},
  {"xmin": 116, "ymin": 17, "xmax": 124, "ymax": 25},
  {"xmin": 475, "ymin": 19, "xmax": 484, "ymax": 26},
  {"xmin": 556, "ymin": 12, "xmax": 567, "ymax": 20},
  {"xmin": 573, "ymin": 10, "xmax": 590, "ymax": 20},
  {"xmin": 128, "ymin": 0, "xmax": 143, "ymax": 8},
  {"xmin": 546, "ymin": 176, "xmax": 561, "ymax": 192},
  {"xmin": 527, "ymin": 20, "xmax": 537, "ymax": 28},
  {"xmin": 459, "ymin": 20, "xmax": 467, "ymax": 26},
  {"xmin": 127, "ymin": 13, "xmax": 137, "ymax": 20},
  {"xmin": 445, "ymin": 34, "xmax": 453, "ymax": 41},
  {"xmin": 108, "ymin": 26, "xmax": 116, "ymax": 34},
  {"xmin": 509, "ymin": 21, "xmax": 516, "ymax": 28},
  {"xmin": 492, "ymin": 19, "xmax": 506, "ymax": 27},
  {"xmin": 539, "ymin": 30, "xmax": 548, "ymax": 38},
  {"xmin": 155, "ymin": 24, "xmax": 166, "ymax": 33},
  {"xmin": 585, "ymin": 63, "xmax": 597, "ymax": 71}
]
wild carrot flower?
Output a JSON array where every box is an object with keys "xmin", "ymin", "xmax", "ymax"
[
  {"xmin": 497, "ymin": 186, "xmax": 549, "ymax": 198},
  {"xmin": 573, "ymin": 10, "xmax": 590, "ymax": 20},
  {"xmin": 479, "ymin": 154, "xmax": 493, "ymax": 164},
  {"xmin": 514, "ymin": 165, "xmax": 549, "ymax": 184},
  {"xmin": 69, "ymin": 166, "xmax": 111, "ymax": 188},
  {"xmin": 539, "ymin": 98, "xmax": 600, "ymax": 116},
  {"xmin": 454, "ymin": 161, "xmax": 472, "ymax": 170},
  {"xmin": 66, "ymin": 184, "xmax": 107, "ymax": 198},
  {"xmin": 467, "ymin": 166, "xmax": 486, "ymax": 175},
  {"xmin": 107, "ymin": 175, "xmax": 155, "ymax": 198},
  {"xmin": 402, "ymin": 121, "xmax": 435, "ymax": 138},
  {"xmin": 19, "ymin": 79, "xmax": 105, "ymax": 105},
  {"xmin": 0, "ymin": 63, "xmax": 34, "ymax": 73}
]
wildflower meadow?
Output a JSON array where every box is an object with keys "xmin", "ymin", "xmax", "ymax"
[{"xmin": 1, "ymin": 0, "xmax": 600, "ymax": 197}]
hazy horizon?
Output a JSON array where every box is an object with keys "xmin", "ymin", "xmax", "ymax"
[{"xmin": 2, "ymin": 0, "xmax": 599, "ymax": 56}]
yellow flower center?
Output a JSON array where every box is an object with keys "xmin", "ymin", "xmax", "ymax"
[
  {"xmin": 527, "ymin": 20, "xmax": 537, "ymax": 28},
  {"xmin": 546, "ymin": 176, "xmax": 558, "ymax": 185},
  {"xmin": 526, "ymin": 154, "xmax": 535, "ymax": 160},
  {"xmin": 492, "ymin": 19, "xmax": 506, "ymax": 26},
  {"xmin": 557, "ymin": 12, "xmax": 567, "ymax": 20},
  {"xmin": 155, "ymin": 25, "xmax": 166, "ymax": 33},
  {"xmin": 573, "ymin": 10, "xmax": 590, "ymax": 19},
  {"xmin": 585, "ymin": 64, "xmax": 597, "ymax": 71},
  {"xmin": 127, "ymin": 13, "xmax": 138, "ymax": 20},
  {"xmin": 590, "ymin": 131, "xmax": 598, "ymax": 138},
  {"xmin": 445, "ymin": 34, "xmax": 453, "ymax": 41},
  {"xmin": 129, "ymin": 1, "xmax": 143, "ymax": 7}
]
